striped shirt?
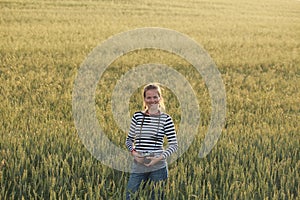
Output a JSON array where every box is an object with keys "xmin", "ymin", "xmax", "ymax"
[{"xmin": 125, "ymin": 111, "xmax": 178, "ymax": 159}]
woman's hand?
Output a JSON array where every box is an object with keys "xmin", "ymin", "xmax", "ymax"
[
  {"xmin": 144, "ymin": 155, "xmax": 164, "ymax": 167},
  {"xmin": 131, "ymin": 151, "xmax": 145, "ymax": 164}
]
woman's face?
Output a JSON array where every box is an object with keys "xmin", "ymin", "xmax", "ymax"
[{"xmin": 144, "ymin": 89, "xmax": 160, "ymax": 110}]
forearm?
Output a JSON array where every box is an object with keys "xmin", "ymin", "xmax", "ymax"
[
  {"xmin": 125, "ymin": 136, "xmax": 135, "ymax": 152},
  {"xmin": 162, "ymin": 143, "xmax": 178, "ymax": 158}
]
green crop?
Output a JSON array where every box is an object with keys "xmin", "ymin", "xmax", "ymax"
[{"xmin": 0, "ymin": 0, "xmax": 299, "ymax": 199}]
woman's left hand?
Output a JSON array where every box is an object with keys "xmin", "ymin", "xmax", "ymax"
[{"xmin": 144, "ymin": 155, "xmax": 164, "ymax": 167}]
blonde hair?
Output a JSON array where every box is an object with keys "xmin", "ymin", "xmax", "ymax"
[{"xmin": 143, "ymin": 83, "xmax": 165, "ymax": 111}]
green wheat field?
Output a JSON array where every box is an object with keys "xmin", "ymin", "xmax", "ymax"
[{"xmin": 0, "ymin": 0, "xmax": 299, "ymax": 199}]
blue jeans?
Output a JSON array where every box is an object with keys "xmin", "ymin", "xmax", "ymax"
[{"xmin": 126, "ymin": 166, "xmax": 168, "ymax": 200}]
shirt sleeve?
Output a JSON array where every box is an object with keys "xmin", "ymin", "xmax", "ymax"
[
  {"xmin": 162, "ymin": 115, "xmax": 178, "ymax": 159},
  {"xmin": 125, "ymin": 113, "xmax": 137, "ymax": 152}
]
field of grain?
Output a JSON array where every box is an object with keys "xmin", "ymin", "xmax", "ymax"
[{"xmin": 0, "ymin": 0, "xmax": 299, "ymax": 199}]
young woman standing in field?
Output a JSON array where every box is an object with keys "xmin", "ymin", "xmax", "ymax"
[{"xmin": 125, "ymin": 83, "xmax": 178, "ymax": 200}]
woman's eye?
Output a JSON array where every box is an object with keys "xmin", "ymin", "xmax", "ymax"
[{"xmin": 145, "ymin": 96, "xmax": 159, "ymax": 100}]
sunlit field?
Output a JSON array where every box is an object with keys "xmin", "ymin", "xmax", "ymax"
[{"xmin": 0, "ymin": 0, "xmax": 299, "ymax": 199}]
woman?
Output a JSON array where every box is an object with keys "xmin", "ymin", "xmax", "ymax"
[{"xmin": 125, "ymin": 83, "xmax": 178, "ymax": 200}]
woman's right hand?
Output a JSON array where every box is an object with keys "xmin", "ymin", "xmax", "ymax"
[{"xmin": 132, "ymin": 151, "xmax": 144, "ymax": 164}]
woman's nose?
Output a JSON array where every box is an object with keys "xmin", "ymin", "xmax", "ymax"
[{"xmin": 149, "ymin": 98, "xmax": 154, "ymax": 102}]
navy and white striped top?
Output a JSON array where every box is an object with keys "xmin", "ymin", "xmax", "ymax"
[{"xmin": 125, "ymin": 111, "xmax": 178, "ymax": 159}]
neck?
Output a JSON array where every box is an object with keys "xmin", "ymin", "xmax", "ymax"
[{"xmin": 147, "ymin": 108, "xmax": 160, "ymax": 115}]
